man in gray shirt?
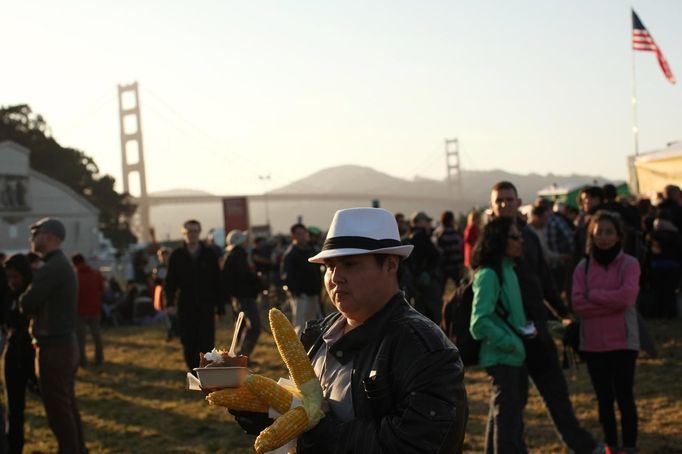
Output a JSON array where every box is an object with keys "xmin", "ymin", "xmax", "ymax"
[{"xmin": 20, "ymin": 218, "xmax": 86, "ymax": 454}]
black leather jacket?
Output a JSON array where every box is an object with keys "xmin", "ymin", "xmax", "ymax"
[{"xmin": 297, "ymin": 294, "xmax": 468, "ymax": 454}]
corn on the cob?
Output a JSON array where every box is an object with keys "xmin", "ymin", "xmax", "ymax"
[
  {"xmin": 204, "ymin": 309, "xmax": 324, "ymax": 453},
  {"xmin": 245, "ymin": 374, "xmax": 294, "ymax": 416},
  {"xmin": 206, "ymin": 386, "xmax": 268, "ymax": 413},
  {"xmin": 269, "ymin": 308, "xmax": 316, "ymax": 386},
  {"xmin": 254, "ymin": 406, "xmax": 309, "ymax": 454}
]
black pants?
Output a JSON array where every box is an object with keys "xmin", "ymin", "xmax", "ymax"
[
  {"xmin": 650, "ymin": 266, "xmax": 680, "ymax": 318},
  {"xmin": 528, "ymin": 329, "xmax": 597, "ymax": 453},
  {"xmin": 583, "ymin": 350, "xmax": 638, "ymax": 448},
  {"xmin": 179, "ymin": 313, "xmax": 215, "ymax": 371},
  {"xmin": 4, "ymin": 342, "xmax": 35, "ymax": 454},
  {"xmin": 36, "ymin": 336, "xmax": 86, "ymax": 454},
  {"xmin": 485, "ymin": 364, "xmax": 528, "ymax": 453}
]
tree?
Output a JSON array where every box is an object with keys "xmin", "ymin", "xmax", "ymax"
[{"xmin": 0, "ymin": 104, "xmax": 137, "ymax": 249}]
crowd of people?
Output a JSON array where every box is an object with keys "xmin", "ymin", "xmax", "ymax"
[{"xmin": 0, "ymin": 180, "xmax": 680, "ymax": 453}]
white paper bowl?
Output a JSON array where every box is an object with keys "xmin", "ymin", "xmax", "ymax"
[{"xmin": 193, "ymin": 367, "xmax": 248, "ymax": 388}]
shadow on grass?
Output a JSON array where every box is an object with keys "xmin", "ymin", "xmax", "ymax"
[
  {"xmin": 77, "ymin": 394, "xmax": 255, "ymax": 453},
  {"xmin": 76, "ymin": 362, "xmax": 191, "ymax": 403}
]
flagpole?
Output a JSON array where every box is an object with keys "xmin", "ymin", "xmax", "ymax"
[
  {"xmin": 631, "ymin": 28, "xmax": 640, "ymax": 157},
  {"xmin": 630, "ymin": 8, "xmax": 641, "ymax": 195}
]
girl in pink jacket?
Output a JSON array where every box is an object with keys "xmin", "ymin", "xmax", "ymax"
[{"xmin": 572, "ymin": 210, "xmax": 641, "ymax": 454}]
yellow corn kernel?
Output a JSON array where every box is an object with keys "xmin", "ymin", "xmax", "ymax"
[
  {"xmin": 245, "ymin": 374, "xmax": 294, "ymax": 416},
  {"xmin": 254, "ymin": 406, "xmax": 309, "ymax": 454},
  {"xmin": 269, "ymin": 309, "xmax": 316, "ymax": 386},
  {"xmin": 206, "ymin": 386, "xmax": 268, "ymax": 413}
]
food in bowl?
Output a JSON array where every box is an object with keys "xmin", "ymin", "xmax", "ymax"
[{"xmin": 194, "ymin": 349, "xmax": 248, "ymax": 389}]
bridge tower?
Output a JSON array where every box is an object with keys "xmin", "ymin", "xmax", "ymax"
[
  {"xmin": 445, "ymin": 138, "xmax": 462, "ymax": 195},
  {"xmin": 117, "ymin": 82, "xmax": 151, "ymax": 243}
]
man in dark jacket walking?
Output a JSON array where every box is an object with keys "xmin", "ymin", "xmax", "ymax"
[
  {"xmin": 490, "ymin": 182, "xmax": 599, "ymax": 454},
  {"xmin": 165, "ymin": 220, "xmax": 221, "ymax": 371},
  {"xmin": 281, "ymin": 223, "xmax": 322, "ymax": 333},
  {"xmin": 20, "ymin": 218, "xmax": 87, "ymax": 454},
  {"xmin": 221, "ymin": 230, "xmax": 262, "ymax": 357},
  {"xmin": 406, "ymin": 211, "xmax": 443, "ymax": 324}
]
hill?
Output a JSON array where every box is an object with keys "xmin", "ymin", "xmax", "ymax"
[
  {"xmin": 274, "ymin": 164, "xmax": 607, "ymax": 204},
  {"xmin": 149, "ymin": 165, "xmax": 612, "ymax": 239}
]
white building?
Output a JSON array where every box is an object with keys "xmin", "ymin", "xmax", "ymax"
[{"xmin": 0, "ymin": 140, "xmax": 99, "ymax": 257}]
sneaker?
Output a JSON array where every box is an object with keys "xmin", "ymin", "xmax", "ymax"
[
  {"xmin": 616, "ymin": 448, "xmax": 636, "ymax": 454},
  {"xmin": 591, "ymin": 444, "xmax": 612, "ymax": 454}
]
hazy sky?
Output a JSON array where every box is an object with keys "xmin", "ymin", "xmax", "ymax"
[{"xmin": 3, "ymin": 1, "xmax": 681, "ymax": 196}]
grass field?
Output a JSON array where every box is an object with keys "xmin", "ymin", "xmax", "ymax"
[{"xmin": 15, "ymin": 314, "xmax": 682, "ymax": 453}]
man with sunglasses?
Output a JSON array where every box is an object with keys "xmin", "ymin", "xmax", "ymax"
[
  {"xmin": 20, "ymin": 218, "xmax": 87, "ymax": 454},
  {"xmin": 490, "ymin": 182, "xmax": 600, "ymax": 454}
]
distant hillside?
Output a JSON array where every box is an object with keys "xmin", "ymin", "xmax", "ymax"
[
  {"xmin": 274, "ymin": 164, "xmax": 607, "ymax": 203},
  {"xmin": 273, "ymin": 165, "xmax": 407, "ymax": 194},
  {"xmin": 149, "ymin": 165, "xmax": 614, "ymax": 239}
]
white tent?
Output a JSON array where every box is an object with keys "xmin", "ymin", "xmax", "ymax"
[{"xmin": 631, "ymin": 142, "xmax": 682, "ymax": 197}]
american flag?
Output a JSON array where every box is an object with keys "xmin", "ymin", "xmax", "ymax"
[{"xmin": 632, "ymin": 9, "xmax": 675, "ymax": 84}]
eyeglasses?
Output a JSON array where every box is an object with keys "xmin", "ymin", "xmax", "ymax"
[{"xmin": 508, "ymin": 233, "xmax": 523, "ymax": 241}]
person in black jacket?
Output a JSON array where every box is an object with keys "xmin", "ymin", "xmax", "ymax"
[
  {"xmin": 234, "ymin": 208, "xmax": 468, "ymax": 453},
  {"xmin": 165, "ymin": 220, "xmax": 221, "ymax": 371},
  {"xmin": 281, "ymin": 223, "xmax": 322, "ymax": 333},
  {"xmin": 221, "ymin": 230, "xmax": 262, "ymax": 357},
  {"xmin": 490, "ymin": 182, "xmax": 599, "ymax": 454},
  {"xmin": 4, "ymin": 254, "xmax": 37, "ymax": 454},
  {"xmin": 648, "ymin": 216, "xmax": 682, "ymax": 318},
  {"xmin": 406, "ymin": 211, "xmax": 443, "ymax": 324},
  {"xmin": 434, "ymin": 210, "xmax": 464, "ymax": 294}
]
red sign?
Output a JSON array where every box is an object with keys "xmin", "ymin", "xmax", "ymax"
[{"xmin": 222, "ymin": 197, "xmax": 250, "ymax": 233}]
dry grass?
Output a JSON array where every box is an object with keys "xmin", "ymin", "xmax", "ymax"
[{"xmin": 16, "ymin": 316, "xmax": 682, "ymax": 453}]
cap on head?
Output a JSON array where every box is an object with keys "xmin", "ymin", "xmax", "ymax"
[
  {"xmin": 226, "ymin": 229, "xmax": 246, "ymax": 249},
  {"xmin": 410, "ymin": 211, "xmax": 432, "ymax": 226},
  {"xmin": 308, "ymin": 207, "xmax": 413, "ymax": 264},
  {"xmin": 30, "ymin": 217, "xmax": 66, "ymax": 241}
]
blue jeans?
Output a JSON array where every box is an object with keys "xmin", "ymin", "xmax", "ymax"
[{"xmin": 485, "ymin": 364, "xmax": 528, "ymax": 453}]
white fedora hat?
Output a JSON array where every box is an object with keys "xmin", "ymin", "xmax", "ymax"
[{"xmin": 309, "ymin": 208, "xmax": 413, "ymax": 264}]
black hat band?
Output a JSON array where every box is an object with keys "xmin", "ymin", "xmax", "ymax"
[{"xmin": 322, "ymin": 236, "xmax": 402, "ymax": 252}]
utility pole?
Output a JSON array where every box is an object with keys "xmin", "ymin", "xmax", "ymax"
[
  {"xmin": 445, "ymin": 138, "xmax": 462, "ymax": 196},
  {"xmin": 258, "ymin": 174, "xmax": 271, "ymax": 233},
  {"xmin": 118, "ymin": 82, "xmax": 151, "ymax": 243}
]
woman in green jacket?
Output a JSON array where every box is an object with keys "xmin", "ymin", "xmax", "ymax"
[{"xmin": 470, "ymin": 216, "xmax": 530, "ymax": 453}]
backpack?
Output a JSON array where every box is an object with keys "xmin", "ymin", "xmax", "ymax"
[
  {"xmin": 441, "ymin": 283, "xmax": 479, "ymax": 366},
  {"xmin": 441, "ymin": 268, "xmax": 503, "ymax": 367}
]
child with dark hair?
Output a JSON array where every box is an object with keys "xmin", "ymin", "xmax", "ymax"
[{"xmin": 572, "ymin": 210, "xmax": 641, "ymax": 453}]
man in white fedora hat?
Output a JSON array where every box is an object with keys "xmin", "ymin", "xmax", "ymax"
[{"xmin": 233, "ymin": 207, "xmax": 468, "ymax": 453}]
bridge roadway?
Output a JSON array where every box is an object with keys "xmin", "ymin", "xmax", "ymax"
[{"xmin": 145, "ymin": 192, "xmax": 455, "ymax": 206}]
